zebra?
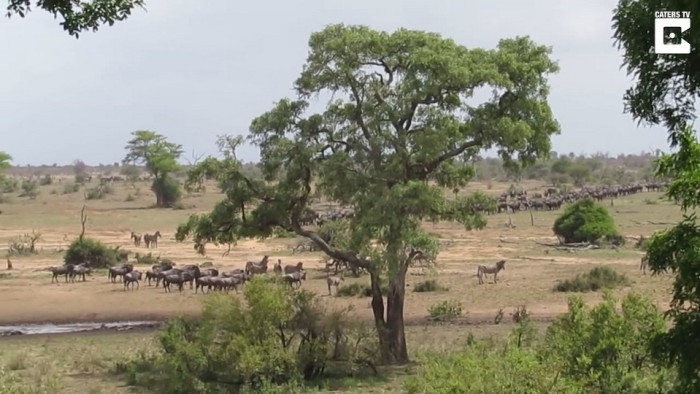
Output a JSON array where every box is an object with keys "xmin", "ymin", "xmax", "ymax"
[
  {"xmin": 130, "ymin": 232, "xmax": 142, "ymax": 247},
  {"xmin": 326, "ymin": 274, "xmax": 344, "ymax": 295},
  {"xmin": 476, "ymin": 260, "xmax": 506, "ymax": 284},
  {"xmin": 143, "ymin": 231, "xmax": 162, "ymax": 248}
]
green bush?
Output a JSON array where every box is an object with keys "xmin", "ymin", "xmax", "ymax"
[
  {"xmin": 406, "ymin": 293, "xmax": 674, "ymax": 393},
  {"xmin": 151, "ymin": 175, "xmax": 181, "ymax": 208},
  {"xmin": 124, "ymin": 277, "xmax": 378, "ymax": 393},
  {"xmin": 544, "ymin": 293, "xmax": 674, "ymax": 393},
  {"xmin": 85, "ymin": 184, "xmax": 114, "ymax": 200},
  {"xmin": 38, "ymin": 174, "xmax": 53, "ymax": 186},
  {"xmin": 428, "ymin": 300, "xmax": 463, "ymax": 322},
  {"xmin": 64, "ymin": 237, "xmax": 127, "ymax": 268},
  {"xmin": 63, "ymin": 182, "xmax": 80, "ymax": 194},
  {"xmin": 554, "ymin": 266, "xmax": 631, "ymax": 293},
  {"xmin": 134, "ymin": 252, "xmax": 160, "ymax": 265},
  {"xmin": 19, "ymin": 179, "xmax": 39, "ymax": 199},
  {"xmin": 413, "ymin": 279, "xmax": 448, "ymax": 293},
  {"xmin": 552, "ymin": 197, "xmax": 621, "ymax": 245},
  {"xmin": 0, "ymin": 177, "xmax": 19, "ymax": 193}
]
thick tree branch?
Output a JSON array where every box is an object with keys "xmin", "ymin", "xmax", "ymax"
[{"xmin": 407, "ymin": 137, "xmax": 483, "ymax": 178}]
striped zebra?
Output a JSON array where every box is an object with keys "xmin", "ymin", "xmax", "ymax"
[{"xmin": 476, "ymin": 260, "xmax": 506, "ymax": 284}]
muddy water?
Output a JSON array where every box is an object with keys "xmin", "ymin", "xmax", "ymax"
[{"xmin": 0, "ymin": 320, "xmax": 161, "ymax": 336}]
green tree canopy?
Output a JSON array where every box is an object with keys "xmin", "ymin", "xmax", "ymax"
[
  {"xmin": 176, "ymin": 24, "xmax": 560, "ymax": 364},
  {"xmin": 123, "ymin": 130, "xmax": 183, "ymax": 207},
  {"xmin": 614, "ymin": 0, "xmax": 700, "ymax": 390},
  {"xmin": 6, "ymin": 0, "xmax": 145, "ymax": 38},
  {"xmin": 567, "ymin": 163, "xmax": 591, "ymax": 187}
]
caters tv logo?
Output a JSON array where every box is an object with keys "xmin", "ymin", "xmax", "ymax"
[{"xmin": 654, "ymin": 11, "xmax": 691, "ymax": 54}]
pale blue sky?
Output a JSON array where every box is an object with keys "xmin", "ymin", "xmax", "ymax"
[{"xmin": 0, "ymin": 0, "xmax": 672, "ymax": 166}]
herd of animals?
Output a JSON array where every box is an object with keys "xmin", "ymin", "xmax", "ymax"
[
  {"xmin": 42, "ymin": 181, "xmax": 669, "ymax": 296},
  {"xmin": 46, "ymin": 254, "xmax": 350, "ymax": 296},
  {"xmin": 492, "ymin": 182, "xmax": 669, "ymax": 214}
]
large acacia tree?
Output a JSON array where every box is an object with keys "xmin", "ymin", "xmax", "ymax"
[
  {"xmin": 6, "ymin": 0, "xmax": 145, "ymax": 37},
  {"xmin": 614, "ymin": 0, "xmax": 700, "ymax": 390},
  {"xmin": 176, "ymin": 24, "xmax": 560, "ymax": 364}
]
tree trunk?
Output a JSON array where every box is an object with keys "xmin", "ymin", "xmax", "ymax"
[{"xmin": 369, "ymin": 269, "xmax": 409, "ymax": 365}]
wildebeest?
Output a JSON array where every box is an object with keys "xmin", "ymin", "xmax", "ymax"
[
  {"xmin": 143, "ymin": 231, "xmax": 162, "ymax": 248},
  {"xmin": 219, "ymin": 275, "xmax": 247, "ymax": 293},
  {"xmin": 245, "ymin": 255, "xmax": 269, "ymax": 276},
  {"xmin": 163, "ymin": 271, "xmax": 186, "ymax": 293},
  {"xmin": 195, "ymin": 275, "xmax": 216, "ymax": 294},
  {"xmin": 283, "ymin": 262, "xmax": 304, "ymax": 275},
  {"xmin": 146, "ymin": 261, "xmax": 175, "ymax": 286},
  {"xmin": 108, "ymin": 263, "xmax": 134, "ymax": 283},
  {"xmin": 326, "ymin": 274, "xmax": 344, "ymax": 295},
  {"xmin": 283, "ymin": 271, "xmax": 307, "ymax": 289},
  {"xmin": 201, "ymin": 268, "xmax": 219, "ymax": 277},
  {"xmin": 48, "ymin": 264, "xmax": 75, "ymax": 283},
  {"xmin": 179, "ymin": 264, "xmax": 201, "ymax": 289},
  {"xmin": 123, "ymin": 271, "xmax": 142, "ymax": 291},
  {"xmin": 222, "ymin": 268, "xmax": 246, "ymax": 277},
  {"xmin": 476, "ymin": 260, "xmax": 506, "ymax": 284},
  {"xmin": 70, "ymin": 264, "xmax": 92, "ymax": 282}
]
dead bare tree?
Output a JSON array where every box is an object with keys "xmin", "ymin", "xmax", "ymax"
[
  {"xmin": 184, "ymin": 149, "xmax": 205, "ymax": 167},
  {"xmin": 79, "ymin": 204, "xmax": 87, "ymax": 242}
]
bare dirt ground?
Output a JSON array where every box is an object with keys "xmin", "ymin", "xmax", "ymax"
[{"xmin": 0, "ymin": 179, "xmax": 679, "ymax": 326}]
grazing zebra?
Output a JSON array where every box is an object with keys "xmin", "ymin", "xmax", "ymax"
[
  {"xmin": 245, "ymin": 255, "xmax": 269, "ymax": 276},
  {"xmin": 143, "ymin": 231, "xmax": 162, "ymax": 248},
  {"xmin": 283, "ymin": 262, "xmax": 303, "ymax": 274},
  {"xmin": 476, "ymin": 260, "xmax": 506, "ymax": 284}
]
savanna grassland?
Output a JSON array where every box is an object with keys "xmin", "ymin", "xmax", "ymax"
[{"xmin": 0, "ymin": 173, "xmax": 682, "ymax": 393}]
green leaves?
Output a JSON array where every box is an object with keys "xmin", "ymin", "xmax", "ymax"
[
  {"xmin": 0, "ymin": 151, "xmax": 11, "ymax": 171},
  {"xmin": 123, "ymin": 130, "xmax": 183, "ymax": 177},
  {"xmin": 613, "ymin": 0, "xmax": 700, "ymax": 133},
  {"xmin": 6, "ymin": 0, "xmax": 146, "ymax": 38}
]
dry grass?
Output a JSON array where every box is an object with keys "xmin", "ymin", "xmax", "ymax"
[{"xmin": 0, "ymin": 177, "xmax": 685, "ymax": 391}]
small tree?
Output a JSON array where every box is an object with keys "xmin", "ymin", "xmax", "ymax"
[
  {"xmin": 73, "ymin": 159, "xmax": 89, "ymax": 183},
  {"xmin": 123, "ymin": 130, "xmax": 184, "ymax": 208},
  {"xmin": 567, "ymin": 164, "xmax": 590, "ymax": 187},
  {"xmin": 552, "ymin": 197, "xmax": 619, "ymax": 244}
]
